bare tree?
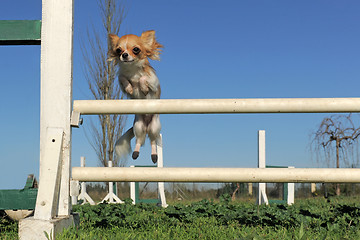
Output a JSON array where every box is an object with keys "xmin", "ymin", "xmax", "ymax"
[
  {"xmin": 82, "ymin": 0, "xmax": 127, "ymax": 167},
  {"xmin": 311, "ymin": 114, "xmax": 360, "ymax": 195}
]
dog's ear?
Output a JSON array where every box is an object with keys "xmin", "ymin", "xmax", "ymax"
[
  {"xmin": 141, "ymin": 30, "xmax": 163, "ymax": 60},
  {"xmin": 108, "ymin": 34, "xmax": 120, "ymax": 62},
  {"xmin": 108, "ymin": 34, "xmax": 120, "ymax": 48},
  {"xmin": 141, "ymin": 30, "xmax": 156, "ymax": 46}
]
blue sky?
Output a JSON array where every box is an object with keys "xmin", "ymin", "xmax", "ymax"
[{"xmin": 1, "ymin": 1, "xmax": 360, "ymax": 189}]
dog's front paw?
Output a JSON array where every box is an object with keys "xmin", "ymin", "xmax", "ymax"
[
  {"xmin": 125, "ymin": 84, "xmax": 134, "ymax": 95},
  {"xmin": 139, "ymin": 76, "xmax": 149, "ymax": 96},
  {"xmin": 132, "ymin": 151, "xmax": 139, "ymax": 160},
  {"xmin": 151, "ymin": 154, "xmax": 158, "ymax": 164}
]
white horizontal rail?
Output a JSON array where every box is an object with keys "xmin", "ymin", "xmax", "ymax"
[
  {"xmin": 73, "ymin": 98, "xmax": 360, "ymax": 115},
  {"xmin": 72, "ymin": 167, "xmax": 360, "ymax": 183}
]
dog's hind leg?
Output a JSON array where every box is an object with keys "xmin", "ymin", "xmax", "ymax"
[
  {"xmin": 148, "ymin": 114, "xmax": 161, "ymax": 163},
  {"xmin": 132, "ymin": 143, "xmax": 141, "ymax": 160},
  {"xmin": 150, "ymin": 142, "xmax": 158, "ymax": 163},
  {"xmin": 132, "ymin": 115, "xmax": 146, "ymax": 160}
]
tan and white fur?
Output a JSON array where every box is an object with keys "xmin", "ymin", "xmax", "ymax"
[{"xmin": 108, "ymin": 30, "xmax": 163, "ymax": 163}]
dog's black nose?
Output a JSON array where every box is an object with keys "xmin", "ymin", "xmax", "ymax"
[{"xmin": 122, "ymin": 53, "xmax": 128, "ymax": 59}]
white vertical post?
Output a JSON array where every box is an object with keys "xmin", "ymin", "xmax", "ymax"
[
  {"xmin": 19, "ymin": 0, "xmax": 75, "ymax": 239},
  {"xmin": 311, "ymin": 183, "xmax": 316, "ymax": 194},
  {"xmin": 287, "ymin": 166, "xmax": 295, "ymax": 205},
  {"xmin": 157, "ymin": 134, "xmax": 168, "ymax": 207},
  {"xmin": 38, "ymin": 0, "xmax": 74, "ymax": 217},
  {"xmin": 108, "ymin": 161, "xmax": 114, "ymax": 202},
  {"xmin": 102, "ymin": 161, "xmax": 123, "ymax": 203},
  {"xmin": 78, "ymin": 157, "xmax": 95, "ymax": 205},
  {"xmin": 258, "ymin": 130, "xmax": 266, "ymax": 170},
  {"xmin": 248, "ymin": 183, "xmax": 253, "ymax": 196},
  {"xmin": 130, "ymin": 165, "xmax": 136, "ymax": 204},
  {"xmin": 70, "ymin": 180, "xmax": 79, "ymax": 205},
  {"xmin": 257, "ymin": 130, "xmax": 269, "ymax": 205}
]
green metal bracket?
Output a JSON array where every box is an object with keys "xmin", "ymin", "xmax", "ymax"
[
  {"xmin": 134, "ymin": 182, "xmax": 160, "ymax": 204},
  {"xmin": 24, "ymin": 174, "xmax": 38, "ymax": 189},
  {"xmin": 0, "ymin": 174, "xmax": 38, "ymax": 210},
  {"xmin": 0, "ymin": 20, "xmax": 41, "ymax": 45},
  {"xmin": 134, "ymin": 165, "xmax": 160, "ymax": 204},
  {"xmin": 266, "ymin": 165, "xmax": 288, "ymax": 205}
]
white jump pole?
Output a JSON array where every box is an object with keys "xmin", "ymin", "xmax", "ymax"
[
  {"xmin": 72, "ymin": 167, "xmax": 360, "ymax": 183},
  {"xmin": 73, "ymin": 98, "xmax": 360, "ymax": 115}
]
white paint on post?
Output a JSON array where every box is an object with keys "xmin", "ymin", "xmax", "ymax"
[{"xmin": 257, "ymin": 130, "xmax": 268, "ymax": 205}]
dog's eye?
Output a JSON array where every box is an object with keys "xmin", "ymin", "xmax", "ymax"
[
  {"xmin": 116, "ymin": 48, "xmax": 122, "ymax": 55},
  {"xmin": 133, "ymin": 47, "xmax": 141, "ymax": 55}
]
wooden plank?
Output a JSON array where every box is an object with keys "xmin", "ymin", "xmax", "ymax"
[
  {"xmin": 0, "ymin": 20, "xmax": 41, "ymax": 45},
  {"xmin": 0, "ymin": 189, "xmax": 37, "ymax": 210}
]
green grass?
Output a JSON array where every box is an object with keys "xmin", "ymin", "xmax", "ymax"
[
  {"xmin": 0, "ymin": 210, "xmax": 17, "ymax": 240},
  {"xmin": 3, "ymin": 195, "xmax": 360, "ymax": 239}
]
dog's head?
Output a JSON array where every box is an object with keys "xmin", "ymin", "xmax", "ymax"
[{"xmin": 108, "ymin": 30, "xmax": 163, "ymax": 64}]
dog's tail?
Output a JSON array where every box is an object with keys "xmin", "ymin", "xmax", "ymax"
[{"xmin": 115, "ymin": 127, "xmax": 135, "ymax": 159}]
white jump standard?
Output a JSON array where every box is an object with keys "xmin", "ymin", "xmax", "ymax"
[
  {"xmin": 76, "ymin": 157, "xmax": 95, "ymax": 205},
  {"xmin": 19, "ymin": 0, "xmax": 76, "ymax": 239}
]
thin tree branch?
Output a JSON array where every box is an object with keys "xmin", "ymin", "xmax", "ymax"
[{"xmin": 81, "ymin": 0, "xmax": 127, "ymax": 167}]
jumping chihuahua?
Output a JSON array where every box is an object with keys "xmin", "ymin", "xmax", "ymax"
[{"xmin": 108, "ymin": 30, "xmax": 163, "ymax": 163}]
